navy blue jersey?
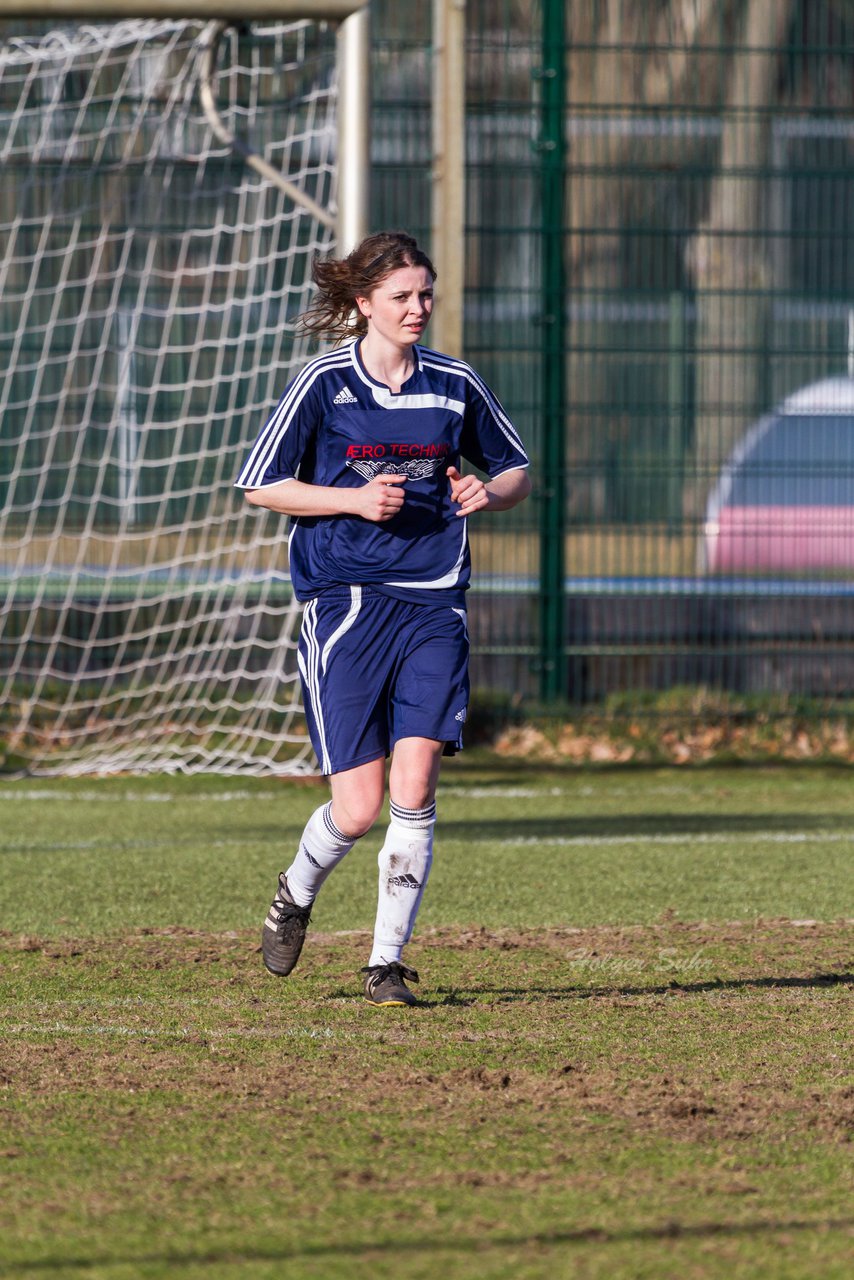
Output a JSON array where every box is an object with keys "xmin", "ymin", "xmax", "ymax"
[{"xmin": 235, "ymin": 339, "xmax": 529, "ymax": 605}]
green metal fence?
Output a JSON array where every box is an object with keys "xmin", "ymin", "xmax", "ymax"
[{"xmin": 374, "ymin": 0, "xmax": 854, "ymax": 718}]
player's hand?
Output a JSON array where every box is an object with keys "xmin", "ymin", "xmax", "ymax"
[
  {"xmin": 355, "ymin": 474, "xmax": 408, "ymax": 522},
  {"xmin": 447, "ymin": 466, "xmax": 489, "ymax": 517}
]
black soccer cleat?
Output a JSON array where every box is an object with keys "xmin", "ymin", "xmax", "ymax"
[
  {"xmin": 261, "ymin": 874, "xmax": 312, "ymax": 976},
  {"xmin": 361, "ymin": 961, "xmax": 420, "ymax": 1007}
]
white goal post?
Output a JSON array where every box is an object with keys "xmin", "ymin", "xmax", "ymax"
[{"xmin": 0, "ymin": 2, "xmax": 368, "ymax": 775}]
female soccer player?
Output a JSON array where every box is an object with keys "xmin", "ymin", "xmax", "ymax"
[{"xmin": 236, "ymin": 230, "xmax": 530, "ymax": 1006}]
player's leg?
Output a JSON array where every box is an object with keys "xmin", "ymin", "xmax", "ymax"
[
  {"xmin": 262, "ymin": 759, "xmax": 386, "ymax": 978},
  {"xmin": 284, "ymin": 756, "xmax": 386, "ymax": 906},
  {"xmin": 328, "ymin": 756, "xmax": 387, "ymax": 837},
  {"xmin": 262, "ymin": 589, "xmax": 391, "ymax": 977},
  {"xmin": 371, "ymin": 735, "xmax": 443, "ymax": 951},
  {"xmin": 363, "ymin": 604, "xmax": 469, "ymax": 1007},
  {"xmin": 362, "ymin": 736, "xmax": 443, "ymax": 1005}
]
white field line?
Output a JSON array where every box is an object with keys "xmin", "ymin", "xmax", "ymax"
[
  {"xmin": 0, "ymin": 835, "xmax": 846, "ymax": 855},
  {"xmin": 3, "ymin": 778, "xmax": 850, "ymax": 798},
  {"xmin": 444, "ymin": 785, "xmax": 707, "ymax": 798},
  {"xmin": 0, "ymin": 785, "xmax": 748, "ymax": 801},
  {"xmin": 483, "ymin": 830, "xmax": 854, "ymax": 848},
  {"xmin": 442, "ymin": 786, "xmax": 567, "ymax": 798},
  {"xmin": 1, "ymin": 1020, "xmax": 369, "ymax": 1041},
  {"xmin": 0, "ymin": 785, "xmax": 739, "ymax": 802},
  {"xmin": 0, "ymin": 789, "xmax": 285, "ymax": 803},
  {"xmin": 3, "ymin": 830, "xmax": 854, "ymax": 856},
  {"xmin": 0, "ymin": 786, "xmax": 580, "ymax": 802},
  {"xmin": 1, "ymin": 840, "xmax": 248, "ymax": 852}
]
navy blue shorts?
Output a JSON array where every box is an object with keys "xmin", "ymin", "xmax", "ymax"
[{"xmin": 297, "ymin": 586, "xmax": 469, "ymax": 775}]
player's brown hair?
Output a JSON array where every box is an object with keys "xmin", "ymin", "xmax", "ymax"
[{"xmin": 300, "ymin": 230, "xmax": 436, "ymax": 342}]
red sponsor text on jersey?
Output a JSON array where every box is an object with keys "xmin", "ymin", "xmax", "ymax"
[{"xmin": 345, "ymin": 443, "xmax": 451, "ymax": 460}]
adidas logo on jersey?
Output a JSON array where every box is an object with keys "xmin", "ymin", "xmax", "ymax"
[{"xmin": 333, "ymin": 385, "xmax": 358, "ymax": 405}]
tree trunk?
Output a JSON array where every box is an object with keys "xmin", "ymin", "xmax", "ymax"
[
  {"xmin": 687, "ymin": 0, "xmax": 793, "ymax": 518},
  {"xmin": 564, "ymin": 0, "xmax": 725, "ymax": 517}
]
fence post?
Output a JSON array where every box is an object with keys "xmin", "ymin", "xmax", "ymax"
[
  {"xmin": 668, "ymin": 291, "xmax": 686, "ymax": 530},
  {"xmin": 538, "ymin": 0, "xmax": 567, "ymax": 703},
  {"xmin": 431, "ymin": 0, "xmax": 466, "ymax": 357}
]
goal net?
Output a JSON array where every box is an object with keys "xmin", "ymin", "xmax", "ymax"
[{"xmin": 0, "ymin": 17, "xmax": 340, "ymax": 775}]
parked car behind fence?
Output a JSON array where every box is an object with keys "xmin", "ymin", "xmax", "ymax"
[{"xmin": 702, "ymin": 378, "xmax": 854, "ymax": 575}]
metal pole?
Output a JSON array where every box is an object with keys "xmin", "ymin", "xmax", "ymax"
[
  {"xmin": 199, "ymin": 20, "xmax": 336, "ymax": 229},
  {"xmin": 337, "ymin": 5, "xmax": 370, "ymax": 253},
  {"xmin": 538, "ymin": 0, "xmax": 567, "ymax": 703},
  {"xmin": 431, "ymin": 0, "xmax": 466, "ymax": 356}
]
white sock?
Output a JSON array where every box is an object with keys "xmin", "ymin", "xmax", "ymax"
[
  {"xmin": 284, "ymin": 802, "xmax": 358, "ymax": 908},
  {"xmin": 368, "ymin": 800, "xmax": 436, "ymax": 968}
]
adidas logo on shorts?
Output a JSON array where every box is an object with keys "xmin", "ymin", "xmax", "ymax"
[{"xmin": 333, "ymin": 385, "xmax": 358, "ymax": 405}]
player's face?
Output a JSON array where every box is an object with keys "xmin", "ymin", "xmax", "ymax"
[{"xmin": 356, "ymin": 265, "xmax": 434, "ymax": 348}]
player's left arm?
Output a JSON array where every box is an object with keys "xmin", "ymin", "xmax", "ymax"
[
  {"xmin": 446, "ymin": 465, "xmax": 531, "ymax": 517},
  {"xmin": 452, "ymin": 369, "xmax": 531, "ymax": 516}
]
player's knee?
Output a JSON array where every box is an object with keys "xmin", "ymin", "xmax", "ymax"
[
  {"xmin": 331, "ymin": 795, "xmax": 382, "ymax": 839},
  {"xmin": 389, "ymin": 781, "xmax": 437, "ymax": 812}
]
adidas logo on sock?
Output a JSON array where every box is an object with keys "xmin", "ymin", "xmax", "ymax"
[
  {"xmin": 333, "ymin": 385, "xmax": 358, "ymax": 405},
  {"xmin": 301, "ymin": 843, "xmax": 321, "ymax": 869},
  {"xmin": 388, "ymin": 873, "xmax": 421, "ymax": 889}
]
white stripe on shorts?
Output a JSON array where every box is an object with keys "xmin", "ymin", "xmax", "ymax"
[
  {"xmin": 299, "ymin": 599, "xmax": 332, "ymax": 775},
  {"xmin": 300, "ymin": 588, "xmax": 364, "ymax": 775},
  {"xmin": 451, "ymin": 606, "xmax": 469, "ymax": 642},
  {"xmin": 321, "ymin": 586, "xmax": 362, "ymax": 675}
]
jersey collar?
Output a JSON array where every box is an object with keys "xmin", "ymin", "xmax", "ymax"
[{"xmin": 351, "ymin": 338, "xmax": 424, "ymax": 396}]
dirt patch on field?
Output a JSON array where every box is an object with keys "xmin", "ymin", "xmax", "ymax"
[
  {"xmin": 370, "ymin": 1065, "xmax": 854, "ymax": 1146},
  {"xmin": 0, "ymin": 926, "xmax": 256, "ymax": 968},
  {"xmin": 1, "ymin": 920, "xmax": 851, "ymax": 1004},
  {"xmin": 2, "ymin": 916, "xmax": 851, "ymax": 959},
  {"xmin": 422, "ymin": 915, "xmax": 853, "ymax": 952},
  {"xmin": 2, "ymin": 921, "xmax": 852, "ymax": 1152},
  {"xmin": 2, "ymin": 1036, "xmax": 852, "ymax": 1151}
]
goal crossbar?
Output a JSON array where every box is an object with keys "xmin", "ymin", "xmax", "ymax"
[{"xmin": 0, "ymin": 1, "xmax": 365, "ymax": 17}]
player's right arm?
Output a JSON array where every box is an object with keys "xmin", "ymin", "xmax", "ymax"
[
  {"xmin": 245, "ymin": 475, "xmax": 407, "ymax": 523},
  {"xmin": 236, "ymin": 364, "xmax": 406, "ymax": 523}
]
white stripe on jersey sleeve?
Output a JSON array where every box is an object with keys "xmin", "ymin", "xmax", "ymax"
[
  {"xmin": 485, "ymin": 462, "xmax": 531, "ymax": 482},
  {"xmin": 421, "ymin": 350, "xmax": 529, "ymax": 458},
  {"xmin": 235, "ymin": 348, "xmax": 353, "ymax": 489}
]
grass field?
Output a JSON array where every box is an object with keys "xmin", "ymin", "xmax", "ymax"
[{"xmin": 1, "ymin": 760, "xmax": 852, "ymax": 1279}]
